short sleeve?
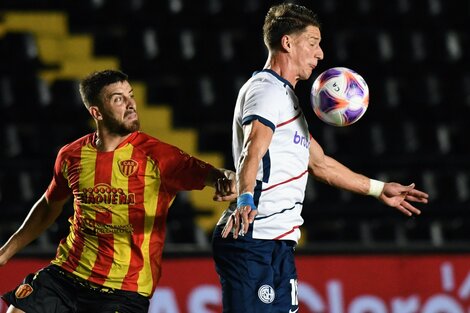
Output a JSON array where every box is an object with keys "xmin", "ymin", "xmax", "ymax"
[
  {"xmin": 157, "ymin": 144, "xmax": 213, "ymax": 192},
  {"xmin": 242, "ymin": 81, "xmax": 285, "ymax": 131},
  {"xmin": 45, "ymin": 146, "xmax": 72, "ymax": 202}
]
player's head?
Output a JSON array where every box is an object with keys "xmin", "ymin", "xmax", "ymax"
[
  {"xmin": 263, "ymin": 3, "xmax": 324, "ymax": 81},
  {"xmin": 80, "ymin": 70, "xmax": 140, "ymax": 135},
  {"xmin": 263, "ymin": 3, "xmax": 321, "ymax": 51},
  {"xmin": 79, "ymin": 70, "xmax": 129, "ymax": 109}
]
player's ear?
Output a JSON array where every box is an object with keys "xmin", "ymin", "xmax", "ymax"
[
  {"xmin": 89, "ymin": 106, "xmax": 103, "ymax": 121},
  {"xmin": 281, "ymin": 35, "xmax": 291, "ymax": 52}
]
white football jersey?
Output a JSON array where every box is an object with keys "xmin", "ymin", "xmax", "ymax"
[{"xmin": 217, "ymin": 70, "xmax": 310, "ymax": 242}]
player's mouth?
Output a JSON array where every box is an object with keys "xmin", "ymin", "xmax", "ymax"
[{"xmin": 125, "ymin": 111, "xmax": 138, "ymax": 120}]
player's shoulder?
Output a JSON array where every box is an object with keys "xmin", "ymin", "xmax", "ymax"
[
  {"xmin": 131, "ymin": 132, "xmax": 182, "ymax": 156},
  {"xmin": 57, "ymin": 133, "xmax": 94, "ymax": 156},
  {"xmin": 246, "ymin": 70, "xmax": 291, "ymax": 97},
  {"xmin": 251, "ymin": 70, "xmax": 292, "ymax": 88},
  {"xmin": 131, "ymin": 132, "xmax": 169, "ymax": 148}
]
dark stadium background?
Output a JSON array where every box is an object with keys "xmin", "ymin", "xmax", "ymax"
[{"xmin": 0, "ymin": 0, "xmax": 469, "ymax": 311}]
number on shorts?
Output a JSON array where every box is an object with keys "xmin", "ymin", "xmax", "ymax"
[{"xmin": 290, "ymin": 278, "xmax": 298, "ymax": 305}]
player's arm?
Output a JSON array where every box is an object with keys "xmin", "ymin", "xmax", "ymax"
[
  {"xmin": 0, "ymin": 194, "xmax": 69, "ymax": 266},
  {"xmin": 308, "ymin": 137, "xmax": 428, "ymax": 216},
  {"xmin": 222, "ymin": 119, "xmax": 273, "ymax": 238}
]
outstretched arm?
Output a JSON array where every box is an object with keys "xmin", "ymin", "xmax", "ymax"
[
  {"xmin": 0, "ymin": 194, "xmax": 69, "ymax": 266},
  {"xmin": 308, "ymin": 137, "xmax": 428, "ymax": 216}
]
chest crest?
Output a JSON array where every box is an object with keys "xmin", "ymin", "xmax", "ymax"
[{"xmin": 118, "ymin": 159, "xmax": 139, "ymax": 177}]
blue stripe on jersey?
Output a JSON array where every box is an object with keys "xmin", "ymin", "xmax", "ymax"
[
  {"xmin": 261, "ymin": 149, "xmax": 271, "ymax": 183},
  {"xmin": 254, "ymin": 202, "xmax": 303, "ymax": 221},
  {"xmin": 254, "ymin": 180, "xmax": 263, "ymax": 207},
  {"xmin": 260, "ymin": 69, "xmax": 294, "ymax": 90},
  {"xmin": 242, "ymin": 115, "xmax": 275, "ymax": 132}
]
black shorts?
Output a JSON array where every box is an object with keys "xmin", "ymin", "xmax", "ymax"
[{"xmin": 1, "ymin": 265, "xmax": 149, "ymax": 313}]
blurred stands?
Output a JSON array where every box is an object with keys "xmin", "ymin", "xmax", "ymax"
[{"xmin": 0, "ymin": 0, "xmax": 469, "ymax": 254}]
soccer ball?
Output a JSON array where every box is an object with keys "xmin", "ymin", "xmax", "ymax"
[{"xmin": 310, "ymin": 67, "xmax": 369, "ymax": 127}]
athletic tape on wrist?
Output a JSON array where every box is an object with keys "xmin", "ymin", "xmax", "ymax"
[
  {"xmin": 368, "ymin": 179, "xmax": 385, "ymax": 198},
  {"xmin": 237, "ymin": 192, "xmax": 257, "ymax": 210}
]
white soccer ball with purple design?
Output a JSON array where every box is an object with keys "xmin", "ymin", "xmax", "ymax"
[{"xmin": 310, "ymin": 67, "xmax": 369, "ymax": 127}]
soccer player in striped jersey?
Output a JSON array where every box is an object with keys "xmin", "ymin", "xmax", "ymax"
[
  {"xmin": 0, "ymin": 70, "xmax": 236, "ymax": 313},
  {"xmin": 212, "ymin": 3, "xmax": 429, "ymax": 312}
]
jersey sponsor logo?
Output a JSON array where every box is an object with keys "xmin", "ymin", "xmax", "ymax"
[
  {"xmin": 119, "ymin": 159, "xmax": 139, "ymax": 177},
  {"xmin": 258, "ymin": 284, "xmax": 275, "ymax": 304},
  {"xmin": 289, "ymin": 308, "xmax": 299, "ymax": 313},
  {"xmin": 82, "ymin": 217, "xmax": 134, "ymax": 234},
  {"xmin": 293, "ymin": 130, "xmax": 310, "ymax": 148},
  {"xmin": 15, "ymin": 284, "xmax": 33, "ymax": 299},
  {"xmin": 77, "ymin": 183, "xmax": 136, "ymax": 206}
]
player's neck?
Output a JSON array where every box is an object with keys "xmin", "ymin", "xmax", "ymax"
[
  {"xmin": 95, "ymin": 131, "xmax": 132, "ymax": 152},
  {"xmin": 264, "ymin": 54, "xmax": 298, "ymax": 88}
]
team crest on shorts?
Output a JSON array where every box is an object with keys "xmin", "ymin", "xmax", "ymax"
[
  {"xmin": 15, "ymin": 284, "xmax": 34, "ymax": 299},
  {"xmin": 258, "ymin": 284, "xmax": 275, "ymax": 304}
]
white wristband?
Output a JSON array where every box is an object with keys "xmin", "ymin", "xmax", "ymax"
[{"xmin": 368, "ymin": 179, "xmax": 385, "ymax": 198}]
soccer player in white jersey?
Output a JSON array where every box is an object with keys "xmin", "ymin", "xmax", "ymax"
[{"xmin": 211, "ymin": 3, "xmax": 429, "ymax": 313}]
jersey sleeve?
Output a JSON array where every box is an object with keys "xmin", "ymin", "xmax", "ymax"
[
  {"xmin": 157, "ymin": 144, "xmax": 214, "ymax": 192},
  {"xmin": 242, "ymin": 81, "xmax": 284, "ymax": 131},
  {"xmin": 45, "ymin": 145, "xmax": 72, "ymax": 202}
]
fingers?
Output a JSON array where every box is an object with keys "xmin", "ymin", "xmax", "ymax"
[
  {"xmin": 406, "ymin": 189, "xmax": 429, "ymax": 201},
  {"xmin": 405, "ymin": 193, "xmax": 429, "ymax": 203},
  {"xmin": 221, "ymin": 215, "xmax": 234, "ymax": 238},
  {"xmin": 394, "ymin": 201, "xmax": 421, "ymax": 216},
  {"xmin": 394, "ymin": 203, "xmax": 413, "ymax": 216},
  {"xmin": 401, "ymin": 201, "xmax": 421, "ymax": 215},
  {"xmin": 214, "ymin": 177, "xmax": 237, "ymax": 202},
  {"xmin": 233, "ymin": 212, "xmax": 241, "ymax": 239},
  {"xmin": 248, "ymin": 210, "xmax": 257, "ymax": 224},
  {"xmin": 241, "ymin": 206, "xmax": 251, "ymax": 235},
  {"xmin": 220, "ymin": 206, "xmax": 256, "ymax": 239},
  {"xmin": 216, "ymin": 177, "xmax": 231, "ymax": 195}
]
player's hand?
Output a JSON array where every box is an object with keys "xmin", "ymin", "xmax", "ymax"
[
  {"xmin": 379, "ymin": 182, "xmax": 429, "ymax": 216},
  {"xmin": 221, "ymin": 193, "xmax": 257, "ymax": 239},
  {"xmin": 213, "ymin": 170, "xmax": 237, "ymax": 202}
]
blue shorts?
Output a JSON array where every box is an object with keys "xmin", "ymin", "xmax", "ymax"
[{"xmin": 212, "ymin": 224, "xmax": 299, "ymax": 313}]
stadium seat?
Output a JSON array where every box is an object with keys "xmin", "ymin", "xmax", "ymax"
[
  {"xmin": 368, "ymin": 218, "xmax": 400, "ymax": 244},
  {"xmin": 0, "ymin": 32, "xmax": 43, "ymax": 75},
  {"xmin": 1, "ymin": 0, "xmax": 469, "ymax": 250},
  {"xmin": 441, "ymin": 217, "xmax": 470, "ymax": 243}
]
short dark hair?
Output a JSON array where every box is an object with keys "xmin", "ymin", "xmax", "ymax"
[
  {"xmin": 263, "ymin": 3, "xmax": 320, "ymax": 51},
  {"xmin": 79, "ymin": 69, "xmax": 128, "ymax": 108}
]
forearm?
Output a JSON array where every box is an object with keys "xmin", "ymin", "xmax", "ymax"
[
  {"xmin": 311, "ymin": 155, "xmax": 371, "ymax": 195},
  {"xmin": 0, "ymin": 194, "xmax": 63, "ymax": 262},
  {"xmin": 237, "ymin": 154, "xmax": 259, "ymax": 195}
]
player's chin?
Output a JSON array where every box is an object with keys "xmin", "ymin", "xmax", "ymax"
[
  {"xmin": 301, "ymin": 69, "xmax": 313, "ymax": 80},
  {"xmin": 127, "ymin": 120, "xmax": 140, "ymax": 132}
]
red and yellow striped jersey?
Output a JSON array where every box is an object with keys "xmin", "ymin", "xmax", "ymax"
[{"xmin": 45, "ymin": 131, "xmax": 213, "ymax": 297}]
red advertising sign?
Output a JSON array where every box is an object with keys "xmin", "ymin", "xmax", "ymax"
[{"xmin": 1, "ymin": 255, "xmax": 470, "ymax": 312}]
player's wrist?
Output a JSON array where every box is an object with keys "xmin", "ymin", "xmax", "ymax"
[
  {"xmin": 367, "ymin": 179, "xmax": 385, "ymax": 198},
  {"xmin": 237, "ymin": 192, "xmax": 256, "ymax": 210}
]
